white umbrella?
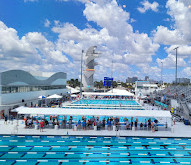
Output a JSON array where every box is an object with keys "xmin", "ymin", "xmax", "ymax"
[
  {"xmin": 71, "ymin": 94, "xmax": 77, "ymax": 97},
  {"xmin": 47, "ymin": 94, "xmax": 62, "ymax": 99}
]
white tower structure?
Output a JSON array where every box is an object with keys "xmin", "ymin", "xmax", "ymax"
[{"xmin": 82, "ymin": 46, "xmax": 99, "ymax": 92}]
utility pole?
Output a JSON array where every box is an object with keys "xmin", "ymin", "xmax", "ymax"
[
  {"xmin": 80, "ymin": 50, "xmax": 84, "ymax": 96},
  {"xmin": 173, "ymin": 47, "xmax": 179, "ymax": 85}
]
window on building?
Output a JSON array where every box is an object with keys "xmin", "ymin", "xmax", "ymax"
[{"xmin": 1, "ymin": 85, "xmax": 66, "ymax": 94}]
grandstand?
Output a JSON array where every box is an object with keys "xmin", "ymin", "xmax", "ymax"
[{"xmin": 157, "ymin": 85, "xmax": 191, "ymax": 124}]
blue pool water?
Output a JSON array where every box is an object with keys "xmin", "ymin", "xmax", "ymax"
[
  {"xmin": 72, "ymin": 99, "xmax": 139, "ymax": 105},
  {"xmin": 0, "ymin": 135, "xmax": 191, "ymax": 165}
]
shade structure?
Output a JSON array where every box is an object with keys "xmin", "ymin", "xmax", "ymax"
[
  {"xmin": 82, "ymin": 89, "xmax": 134, "ymax": 96},
  {"xmin": 46, "ymin": 94, "xmax": 62, "ymax": 99},
  {"xmin": 71, "ymin": 94, "xmax": 77, "ymax": 97},
  {"xmin": 16, "ymin": 107, "xmax": 171, "ymax": 118},
  {"xmin": 38, "ymin": 95, "xmax": 46, "ymax": 99}
]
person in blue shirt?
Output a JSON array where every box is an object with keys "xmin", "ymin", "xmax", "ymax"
[
  {"xmin": 77, "ymin": 120, "xmax": 81, "ymax": 131},
  {"xmin": 82, "ymin": 120, "xmax": 86, "ymax": 130}
]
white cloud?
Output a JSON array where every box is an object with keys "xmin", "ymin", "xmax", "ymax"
[
  {"xmin": 157, "ymin": 54, "xmax": 187, "ymax": 69},
  {"xmin": 165, "ymin": 45, "xmax": 191, "ymax": 57},
  {"xmin": 182, "ymin": 67, "xmax": 191, "ymax": 77},
  {"xmin": 0, "ymin": 0, "xmax": 162, "ymax": 80},
  {"xmin": 51, "ymin": 0, "xmax": 159, "ymax": 78},
  {"xmin": 0, "ymin": 21, "xmax": 70, "ymax": 73},
  {"xmin": 153, "ymin": 0, "xmax": 191, "ymax": 45},
  {"xmin": 137, "ymin": 0, "xmax": 159, "ymax": 13},
  {"xmin": 130, "ymin": 18, "xmax": 136, "ymax": 23},
  {"xmin": 83, "ymin": 0, "xmax": 132, "ymax": 38},
  {"xmin": 166, "ymin": 0, "xmax": 191, "ymax": 41},
  {"xmin": 152, "ymin": 0, "xmax": 191, "ymax": 76},
  {"xmin": 44, "ymin": 19, "xmax": 51, "ymax": 27},
  {"xmin": 153, "ymin": 26, "xmax": 184, "ymax": 45}
]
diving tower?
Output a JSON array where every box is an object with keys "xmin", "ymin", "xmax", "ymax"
[{"xmin": 82, "ymin": 46, "xmax": 99, "ymax": 92}]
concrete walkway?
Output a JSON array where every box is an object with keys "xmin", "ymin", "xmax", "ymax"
[{"xmin": 0, "ymin": 120, "xmax": 191, "ymax": 138}]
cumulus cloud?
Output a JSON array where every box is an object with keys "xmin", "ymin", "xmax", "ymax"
[
  {"xmin": 165, "ymin": 45, "xmax": 191, "ymax": 57},
  {"xmin": 153, "ymin": 0, "xmax": 191, "ymax": 73},
  {"xmin": 50, "ymin": 0, "xmax": 160, "ymax": 80},
  {"xmin": 137, "ymin": 0, "xmax": 159, "ymax": 13},
  {"xmin": 0, "ymin": 0, "xmax": 161, "ymax": 80},
  {"xmin": 153, "ymin": 26, "xmax": 184, "ymax": 45},
  {"xmin": 0, "ymin": 21, "xmax": 69, "ymax": 73},
  {"xmin": 156, "ymin": 54, "xmax": 187, "ymax": 69},
  {"xmin": 153, "ymin": 0, "xmax": 191, "ymax": 44}
]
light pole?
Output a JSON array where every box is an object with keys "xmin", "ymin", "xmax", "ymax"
[
  {"xmin": 111, "ymin": 60, "xmax": 113, "ymax": 93},
  {"xmin": 80, "ymin": 50, "xmax": 84, "ymax": 96},
  {"xmin": 161, "ymin": 62, "xmax": 163, "ymax": 85},
  {"xmin": 173, "ymin": 47, "xmax": 179, "ymax": 85}
]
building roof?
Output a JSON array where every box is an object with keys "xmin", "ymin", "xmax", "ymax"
[
  {"xmin": 0, "ymin": 70, "xmax": 66, "ymax": 86},
  {"xmin": 143, "ymin": 84, "xmax": 158, "ymax": 87}
]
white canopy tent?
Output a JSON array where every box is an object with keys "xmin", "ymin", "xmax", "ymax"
[
  {"xmin": 107, "ymin": 89, "xmax": 134, "ymax": 96},
  {"xmin": 66, "ymin": 86, "xmax": 80, "ymax": 94},
  {"xmin": 46, "ymin": 94, "xmax": 62, "ymax": 99},
  {"xmin": 71, "ymin": 94, "xmax": 77, "ymax": 97},
  {"xmin": 15, "ymin": 107, "xmax": 171, "ymax": 118}
]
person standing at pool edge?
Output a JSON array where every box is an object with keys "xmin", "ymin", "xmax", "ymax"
[
  {"xmin": 40, "ymin": 120, "xmax": 44, "ymax": 132},
  {"xmin": 4, "ymin": 115, "xmax": 7, "ymax": 124}
]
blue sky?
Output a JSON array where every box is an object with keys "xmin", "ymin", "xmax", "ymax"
[{"xmin": 0, "ymin": 0, "xmax": 191, "ymax": 82}]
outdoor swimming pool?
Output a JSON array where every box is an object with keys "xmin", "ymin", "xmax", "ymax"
[
  {"xmin": 0, "ymin": 135, "xmax": 190, "ymax": 165},
  {"xmin": 72, "ymin": 99, "xmax": 139, "ymax": 106}
]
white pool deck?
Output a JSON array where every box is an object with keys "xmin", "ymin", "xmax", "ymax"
[{"xmin": 0, "ymin": 120, "xmax": 191, "ymax": 138}]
